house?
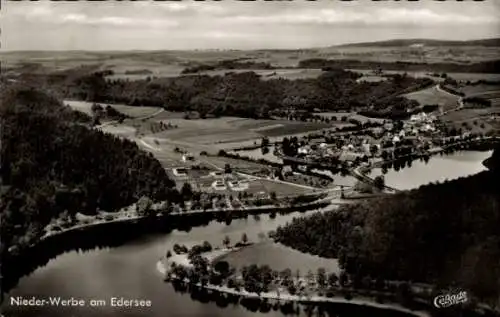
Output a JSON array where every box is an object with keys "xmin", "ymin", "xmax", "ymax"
[
  {"xmin": 410, "ymin": 112, "xmax": 428, "ymax": 122},
  {"xmin": 282, "ymin": 165, "xmax": 293, "ymax": 176},
  {"xmin": 421, "ymin": 124, "xmax": 435, "ymax": 132},
  {"xmin": 298, "ymin": 147, "xmax": 309, "ymax": 155},
  {"xmin": 173, "ymin": 167, "xmax": 189, "ymax": 177},
  {"xmin": 384, "ymin": 122, "xmax": 394, "ymax": 131},
  {"xmin": 182, "ymin": 153, "xmax": 195, "ymax": 162},
  {"xmin": 212, "ymin": 180, "xmax": 226, "ymax": 190}
]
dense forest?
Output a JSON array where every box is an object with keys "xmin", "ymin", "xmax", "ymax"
[
  {"xmin": 31, "ymin": 67, "xmax": 433, "ymax": 120},
  {"xmin": 0, "ymin": 86, "xmax": 180, "ymax": 256},
  {"xmin": 274, "ymin": 147, "xmax": 500, "ymax": 304},
  {"xmin": 298, "ymin": 59, "xmax": 500, "ymax": 74}
]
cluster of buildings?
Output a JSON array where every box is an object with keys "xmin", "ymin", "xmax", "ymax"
[{"xmin": 290, "ymin": 112, "xmax": 440, "ymax": 163}]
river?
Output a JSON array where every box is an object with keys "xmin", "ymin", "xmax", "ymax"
[{"xmin": 3, "ymin": 151, "xmax": 493, "ymax": 317}]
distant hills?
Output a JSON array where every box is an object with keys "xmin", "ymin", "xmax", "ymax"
[{"xmin": 337, "ymin": 38, "xmax": 500, "ymax": 48}]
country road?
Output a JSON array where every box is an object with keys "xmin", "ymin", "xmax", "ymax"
[{"xmin": 436, "ymin": 84, "xmax": 464, "ymax": 117}]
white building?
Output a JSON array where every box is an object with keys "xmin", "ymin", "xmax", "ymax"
[{"xmin": 182, "ymin": 154, "xmax": 195, "ymax": 162}]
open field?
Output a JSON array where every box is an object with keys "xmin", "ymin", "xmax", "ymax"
[
  {"xmin": 201, "ymin": 156, "xmax": 272, "ymax": 174},
  {"xmin": 461, "ymin": 84, "xmax": 500, "ymax": 97},
  {"xmin": 356, "ymin": 75, "xmax": 387, "ymax": 83},
  {"xmin": 315, "ymin": 112, "xmax": 386, "ymax": 124},
  {"xmin": 404, "ymin": 85, "xmax": 459, "ymax": 111},
  {"xmin": 216, "ymin": 242, "xmax": 341, "ymax": 275},
  {"xmin": 184, "ymin": 68, "xmax": 323, "ymax": 80},
  {"xmin": 350, "ymin": 69, "xmax": 500, "ymax": 82},
  {"xmin": 64, "ymin": 101, "xmax": 331, "ymax": 149},
  {"xmin": 3, "ymin": 44, "xmax": 499, "ymax": 79},
  {"xmin": 148, "ymin": 117, "xmax": 330, "ymax": 145},
  {"xmin": 458, "ymin": 84, "xmax": 500, "ymax": 107},
  {"xmin": 442, "ymin": 108, "xmax": 500, "ymax": 122},
  {"xmin": 441, "ymin": 107, "xmax": 500, "ymax": 134}
]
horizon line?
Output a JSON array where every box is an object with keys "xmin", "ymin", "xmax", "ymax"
[{"xmin": 2, "ymin": 36, "xmax": 499, "ymax": 53}]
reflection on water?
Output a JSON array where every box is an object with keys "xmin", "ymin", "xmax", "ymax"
[
  {"xmin": 4, "ymin": 151, "xmax": 492, "ymax": 317},
  {"xmin": 370, "ymin": 151, "xmax": 492, "ymax": 190},
  {"xmin": 4, "ymin": 210, "xmax": 345, "ymax": 317}
]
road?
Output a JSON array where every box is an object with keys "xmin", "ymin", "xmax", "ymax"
[{"xmin": 436, "ymin": 84, "xmax": 464, "ymax": 117}]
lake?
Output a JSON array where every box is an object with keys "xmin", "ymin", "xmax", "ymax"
[
  {"xmin": 6, "ymin": 207, "xmax": 410, "ymax": 317},
  {"xmin": 4, "ymin": 151, "xmax": 493, "ymax": 317},
  {"xmin": 368, "ymin": 150, "xmax": 493, "ymax": 190}
]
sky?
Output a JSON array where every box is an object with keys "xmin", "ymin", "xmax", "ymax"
[{"xmin": 2, "ymin": 0, "xmax": 500, "ymax": 51}]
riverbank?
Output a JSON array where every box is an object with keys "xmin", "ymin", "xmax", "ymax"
[
  {"xmin": 2, "ymin": 196, "xmax": 332, "ymax": 297},
  {"xmin": 36, "ymin": 195, "xmax": 329, "ymax": 246},
  {"xmin": 157, "ymin": 246, "xmax": 430, "ymax": 317},
  {"xmin": 353, "ymin": 137, "xmax": 499, "ymax": 192}
]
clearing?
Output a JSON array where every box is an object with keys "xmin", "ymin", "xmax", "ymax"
[
  {"xmin": 403, "ymin": 85, "xmax": 460, "ymax": 112},
  {"xmin": 215, "ymin": 242, "xmax": 341, "ymax": 275}
]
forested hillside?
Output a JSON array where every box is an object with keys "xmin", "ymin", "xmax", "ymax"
[
  {"xmin": 0, "ymin": 86, "xmax": 180, "ymax": 255},
  {"xmin": 274, "ymin": 147, "xmax": 500, "ymax": 304},
  {"xmin": 299, "ymin": 59, "xmax": 500, "ymax": 74},
  {"xmin": 30, "ymin": 68, "xmax": 433, "ymax": 119}
]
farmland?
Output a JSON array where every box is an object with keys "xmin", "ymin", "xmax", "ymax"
[
  {"xmin": 315, "ymin": 112, "xmax": 386, "ymax": 125},
  {"xmin": 459, "ymin": 84, "xmax": 500, "ymax": 107},
  {"xmin": 147, "ymin": 117, "xmax": 330, "ymax": 146},
  {"xmin": 64, "ymin": 100, "xmax": 333, "ymax": 149},
  {"xmin": 441, "ymin": 107, "xmax": 500, "ymax": 134}
]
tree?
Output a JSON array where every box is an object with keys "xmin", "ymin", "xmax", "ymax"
[
  {"xmin": 202, "ymin": 241, "xmax": 212, "ymax": 252},
  {"xmin": 223, "ymin": 235, "xmax": 231, "ymax": 248},
  {"xmin": 280, "ymin": 268, "xmax": 292, "ymax": 281},
  {"xmin": 328, "ymin": 272, "xmax": 338, "ymax": 287},
  {"xmin": 306, "ymin": 270, "xmax": 315, "ymax": 284},
  {"xmin": 269, "ymin": 191, "xmax": 277, "ymax": 201},
  {"xmin": 261, "ymin": 137, "xmax": 270, "ymax": 148},
  {"xmin": 136, "ymin": 195, "xmax": 153, "ymax": 216},
  {"xmin": 241, "ymin": 233, "xmax": 248, "ymax": 244},
  {"xmin": 339, "ymin": 271, "xmax": 349, "ymax": 287},
  {"xmin": 224, "ymin": 164, "xmax": 232, "ymax": 174},
  {"xmin": 317, "ymin": 267, "xmax": 327, "ymax": 287},
  {"xmin": 181, "ymin": 182, "xmax": 193, "ymax": 199},
  {"xmin": 214, "ymin": 260, "xmax": 230, "ymax": 276},
  {"xmin": 166, "ymin": 250, "xmax": 172, "ymax": 258},
  {"xmin": 373, "ymin": 175, "xmax": 385, "ymax": 190}
]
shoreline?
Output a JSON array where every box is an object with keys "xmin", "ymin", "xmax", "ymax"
[
  {"xmin": 156, "ymin": 252, "xmax": 430, "ymax": 317},
  {"xmin": 34, "ymin": 198, "xmax": 329, "ymax": 247},
  {"xmin": 353, "ymin": 137, "xmax": 499, "ymax": 192}
]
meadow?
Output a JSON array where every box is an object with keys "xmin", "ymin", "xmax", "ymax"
[
  {"xmin": 459, "ymin": 84, "xmax": 500, "ymax": 107},
  {"xmin": 403, "ymin": 85, "xmax": 459, "ymax": 111},
  {"xmin": 216, "ymin": 242, "xmax": 341, "ymax": 275},
  {"xmin": 149, "ymin": 117, "xmax": 330, "ymax": 145}
]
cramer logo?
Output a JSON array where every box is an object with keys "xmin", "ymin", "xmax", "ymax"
[{"xmin": 434, "ymin": 291, "xmax": 468, "ymax": 308}]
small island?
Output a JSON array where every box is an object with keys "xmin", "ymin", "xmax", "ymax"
[{"xmin": 158, "ymin": 237, "xmax": 431, "ymax": 317}]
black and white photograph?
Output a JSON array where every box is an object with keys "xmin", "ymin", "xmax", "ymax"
[{"xmin": 1, "ymin": 1, "xmax": 500, "ymax": 317}]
